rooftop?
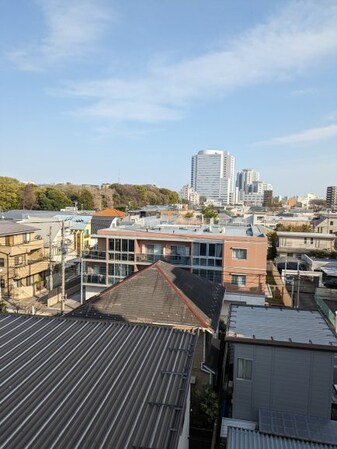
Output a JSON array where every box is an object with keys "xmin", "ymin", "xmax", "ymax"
[
  {"xmin": 0, "ymin": 314, "xmax": 195, "ymax": 449},
  {"xmin": 0, "ymin": 221, "xmax": 39, "ymax": 236},
  {"xmin": 93, "ymin": 208, "xmax": 127, "ymax": 217},
  {"xmin": 97, "ymin": 223, "xmax": 266, "ymax": 239},
  {"xmin": 227, "ymin": 428, "xmax": 337, "ymax": 449},
  {"xmin": 69, "ymin": 260, "xmax": 224, "ymax": 331},
  {"xmin": 226, "ymin": 305, "xmax": 337, "ymax": 351}
]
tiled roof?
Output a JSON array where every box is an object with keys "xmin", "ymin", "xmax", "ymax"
[
  {"xmin": 70, "ymin": 261, "xmax": 224, "ymax": 331},
  {"xmin": 93, "ymin": 208, "xmax": 127, "ymax": 217},
  {"xmin": 0, "ymin": 314, "xmax": 196, "ymax": 449},
  {"xmin": 226, "ymin": 305, "xmax": 337, "ymax": 351}
]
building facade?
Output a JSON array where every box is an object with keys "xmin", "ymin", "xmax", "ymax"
[
  {"xmin": 326, "ymin": 186, "xmax": 337, "ymax": 208},
  {"xmin": 225, "ymin": 305, "xmax": 337, "ymax": 421},
  {"xmin": 0, "ymin": 222, "xmax": 49, "ymax": 300},
  {"xmin": 82, "ymin": 224, "xmax": 268, "ymax": 299},
  {"xmin": 277, "ymin": 231, "xmax": 336, "ymax": 258},
  {"xmin": 191, "ymin": 150, "xmax": 235, "ymax": 204}
]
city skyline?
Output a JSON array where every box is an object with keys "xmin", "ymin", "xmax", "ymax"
[{"xmin": 1, "ymin": 0, "xmax": 337, "ymax": 197}]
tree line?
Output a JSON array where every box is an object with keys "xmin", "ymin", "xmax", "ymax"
[{"xmin": 0, "ymin": 177, "xmax": 179, "ymax": 212}]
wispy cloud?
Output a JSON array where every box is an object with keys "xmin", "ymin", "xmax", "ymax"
[
  {"xmin": 7, "ymin": 0, "xmax": 112, "ymax": 71},
  {"xmin": 254, "ymin": 123, "xmax": 337, "ymax": 146},
  {"xmin": 54, "ymin": 0, "xmax": 337, "ymax": 124},
  {"xmin": 291, "ymin": 88, "xmax": 318, "ymax": 96}
]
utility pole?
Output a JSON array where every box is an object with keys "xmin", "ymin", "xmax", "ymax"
[
  {"xmin": 80, "ymin": 247, "xmax": 83, "ymax": 305},
  {"xmin": 296, "ymin": 261, "xmax": 300, "ymax": 309},
  {"xmin": 61, "ymin": 221, "xmax": 66, "ymax": 315},
  {"xmin": 48, "ymin": 225, "xmax": 54, "ymax": 291}
]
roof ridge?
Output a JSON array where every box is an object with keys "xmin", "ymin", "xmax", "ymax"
[{"xmin": 155, "ymin": 262, "xmax": 210, "ymax": 329}]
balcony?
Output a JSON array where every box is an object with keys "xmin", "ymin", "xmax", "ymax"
[
  {"xmin": 136, "ymin": 253, "xmax": 191, "ymax": 265},
  {"xmin": 83, "ymin": 250, "xmax": 107, "ymax": 260},
  {"xmin": 14, "ymin": 259, "xmax": 49, "ymax": 280},
  {"xmin": 82, "ymin": 274, "xmax": 107, "ymax": 285}
]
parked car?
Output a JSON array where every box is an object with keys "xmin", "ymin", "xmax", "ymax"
[{"xmin": 323, "ymin": 278, "xmax": 337, "ymax": 289}]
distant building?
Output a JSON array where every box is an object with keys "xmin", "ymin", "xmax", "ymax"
[
  {"xmin": 263, "ymin": 190, "xmax": 273, "ymax": 208},
  {"xmin": 91, "ymin": 208, "xmax": 127, "ymax": 234},
  {"xmin": 179, "ymin": 184, "xmax": 200, "ymax": 205},
  {"xmin": 327, "ymin": 186, "xmax": 337, "ymax": 208},
  {"xmin": 191, "ymin": 149, "xmax": 235, "ymax": 204},
  {"xmin": 312, "ymin": 213, "xmax": 337, "ymax": 236},
  {"xmin": 277, "ymin": 230, "xmax": 336, "ymax": 258},
  {"xmin": 236, "ymin": 169, "xmax": 260, "ymax": 194}
]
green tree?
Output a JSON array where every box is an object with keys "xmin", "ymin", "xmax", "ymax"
[
  {"xmin": 191, "ymin": 386, "xmax": 219, "ymax": 429},
  {"xmin": 202, "ymin": 205, "xmax": 219, "ymax": 221},
  {"xmin": 0, "ymin": 177, "xmax": 22, "ymax": 211},
  {"xmin": 37, "ymin": 188, "xmax": 72, "ymax": 210},
  {"xmin": 267, "ymin": 231, "xmax": 278, "ymax": 260}
]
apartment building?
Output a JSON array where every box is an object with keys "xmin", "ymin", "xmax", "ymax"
[
  {"xmin": 277, "ymin": 231, "xmax": 336, "ymax": 258},
  {"xmin": 326, "ymin": 186, "xmax": 337, "ymax": 208},
  {"xmin": 82, "ymin": 223, "xmax": 268, "ymax": 300},
  {"xmin": 312, "ymin": 213, "xmax": 337, "ymax": 235},
  {"xmin": 0, "ymin": 221, "xmax": 49, "ymax": 300},
  {"xmin": 191, "ymin": 149, "xmax": 235, "ymax": 204}
]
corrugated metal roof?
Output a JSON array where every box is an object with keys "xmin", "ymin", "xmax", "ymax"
[
  {"xmin": 227, "ymin": 428, "xmax": 337, "ymax": 449},
  {"xmin": 0, "ymin": 315, "xmax": 196, "ymax": 449},
  {"xmin": 226, "ymin": 305, "xmax": 337, "ymax": 350}
]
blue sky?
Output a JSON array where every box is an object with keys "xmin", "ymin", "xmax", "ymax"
[{"xmin": 1, "ymin": 0, "xmax": 337, "ymax": 197}]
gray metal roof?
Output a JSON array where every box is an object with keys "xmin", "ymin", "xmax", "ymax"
[
  {"xmin": 0, "ymin": 221, "xmax": 39, "ymax": 236},
  {"xmin": 69, "ymin": 261, "xmax": 224, "ymax": 331},
  {"xmin": 227, "ymin": 428, "xmax": 337, "ymax": 449},
  {"xmin": 226, "ymin": 305, "xmax": 337, "ymax": 350},
  {"xmin": 259, "ymin": 409, "xmax": 337, "ymax": 446},
  {"xmin": 0, "ymin": 314, "xmax": 196, "ymax": 449}
]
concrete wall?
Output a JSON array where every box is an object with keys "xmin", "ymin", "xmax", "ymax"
[{"xmin": 232, "ymin": 343, "xmax": 333, "ymax": 421}]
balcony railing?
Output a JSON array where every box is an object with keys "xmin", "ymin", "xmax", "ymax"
[
  {"xmin": 83, "ymin": 250, "xmax": 107, "ymax": 260},
  {"xmin": 136, "ymin": 254, "xmax": 191, "ymax": 265},
  {"xmin": 82, "ymin": 274, "xmax": 107, "ymax": 284}
]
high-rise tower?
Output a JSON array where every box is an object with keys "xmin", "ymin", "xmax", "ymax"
[{"xmin": 191, "ymin": 149, "xmax": 235, "ymax": 204}]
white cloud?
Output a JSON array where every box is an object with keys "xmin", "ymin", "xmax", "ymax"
[
  {"xmin": 54, "ymin": 0, "xmax": 337, "ymax": 124},
  {"xmin": 7, "ymin": 0, "xmax": 112, "ymax": 70},
  {"xmin": 291, "ymin": 88, "xmax": 318, "ymax": 96},
  {"xmin": 254, "ymin": 123, "xmax": 337, "ymax": 146}
]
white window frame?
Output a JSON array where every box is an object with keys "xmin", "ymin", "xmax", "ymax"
[
  {"xmin": 231, "ymin": 274, "xmax": 246, "ymax": 286},
  {"xmin": 237, "ymin": 358, "xmax": 253, "ymax": 381},
  {"xmin": 232, "ymin": 248, "xmax": 247, "ymax": 260}
]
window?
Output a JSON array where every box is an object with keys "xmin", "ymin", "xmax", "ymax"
[
  {"xmin": 232, "ymin": 248, "xmax": 247, "ymax": 260},
  {"xmin": 15, "ymin": 256, "xmax": 23, "ymax": 266},
  {"xmin": 231, "ymin": 274, "xmax": 246, "ymax": 286},
  {"xmin": 23, "ymin": 233, "xmax": 31, "ymax": 243},
  {"xmin": 237, "ymin": 358, "xmax": 252, "ymax": 380},
  {"xmin": 0, "ymin": 258, "xmax": 4, "ymax": 267}
]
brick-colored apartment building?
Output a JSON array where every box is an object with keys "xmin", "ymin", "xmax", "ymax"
[{"xmin": 82, "ymin": 224, "xmax": 268, "ymax": 300}]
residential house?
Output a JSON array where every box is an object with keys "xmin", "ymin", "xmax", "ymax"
[
  {"xmin": 91, "ymin": 208, "xmax": 127, "ymax": 234},
  {"xmin": 0, "ymin": 221, "xmax": 49, "ymax": 300},
  {"xmin": 82, "ymin": 223, "xmax": 268, "ymax": 299},
  {"xmin": 312, "ymin": 213, "xmax": 337, "ymax": 236},
  {"xmin": 0, "ymin": 314, "xmax": 196, "ymax": 449},
  {"xmin": 224, "ymin": 305, "xmax": 337, "ymax": 421},
  {"xmin": 277, "ymin": 231, "xmax": 336, "ymax": 258},
  {"xmin": 69, "ymin": 260, "xmax": 224, "ymax": 385}
]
